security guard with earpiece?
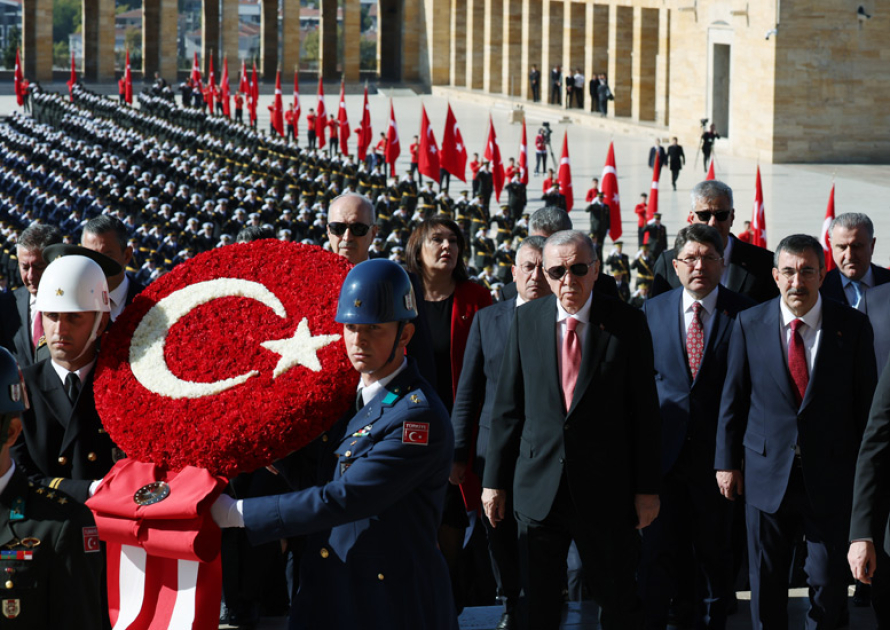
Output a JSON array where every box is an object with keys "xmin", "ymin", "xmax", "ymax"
[
  {"xmin": 212, "ymin": 258, "xmax": 458, "ymax": 630},
  {"xmin": 0, "ymin": 346, "xmax": 104, "ymax": 628}
]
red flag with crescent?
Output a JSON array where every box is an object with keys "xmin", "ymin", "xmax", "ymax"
[
  {"xmin": 67, "ymin": 52, "xmax": 77, "ymax": 101},
  {"xmin": 14, "ymin": 48, "xmax": 24, "ymax": 107},
  {"xmin": 357, "ymin": 86, "xmax": 372, "ymax": 161},
  {"xmin": 646, "ymin": 152, "xmax": 660, "ymax": 220},
  {"xmin": 751, "ymin": 166, "xmax": 767, "ymax": 249},
  {"xmin": 338, "ymin": 81, "xmax": 350, "ymax": 156},
  {"xmin": 821, "ymin": 184, "xmax": 836, "ymax": 272},
  {"xmin": 418, "ymin": 105, "xmax": 440, "ymax": 183},
  {"xmin": 601, "ymin": 142, "xmax": 622, "ymax": 241},
  {"xmin": 124, "ymin": 49, "xmax": 133, "ymax": 104},
  {"xmin": 558, "ymin": 132, "xmax": 573, "ymax": 212},
  {"xmin": 440, "ymin": 104, "xmax": 467, "ymax": 183},
  {"xmin": 220, "ymin": 57, "xmax": 231, "ymax": 117},
  {"xmin": 293, "ymin": 69, "xmax": 301, "ymax": 138},
  {"xmin": 484, "ymin": 116, "xmax": 505, "ymax": 202},
  {"xmin": 315, "ymin": 77, "xmax": 327, "ymax": 149},
  {"xmin": 518, "ymin": 121, "xmax": 529, "ymax": 185},
  {"xmin": 385, "ymin": 100, "xmax": 400, "ymax": 171}
]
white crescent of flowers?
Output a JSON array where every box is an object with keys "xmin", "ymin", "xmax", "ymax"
[{"xmin": 129, "ymin": 278, "xmax": 340, "ymax": 400}]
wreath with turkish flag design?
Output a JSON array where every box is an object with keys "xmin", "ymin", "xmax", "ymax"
[{"xmin": 94, "ymin": 240, "xmax": 355, "ymax": 477}]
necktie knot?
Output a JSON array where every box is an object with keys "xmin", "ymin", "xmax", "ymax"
[
  {"xmin": 790, "ymin": 318, "xmax": 803, "ymax": 334},
  {"xmin": 566, "ymin": 317, "xmax": 580, "ymax": 332},
  {"xmin": 65, "ymin": 372, "xmax": 81, "ymax": 404},
  {"xmin": 691, "ymin": 301, "xmax": 702, "ymax": 316}
]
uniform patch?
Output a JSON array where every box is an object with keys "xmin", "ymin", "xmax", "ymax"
[
  {"xmin": 2, "ymin": 599, "xmax": 20, "ymax": 619},
  {"xmin": 83, "ymin": 527, "xmax": 100, "ymax": 553},
  {"xmin": 351, "ymin": 424, "xmax": 373, "ymax": 437},
  {"xmin": 0, "ymin": 551, "xmax": 32, "ymax": 561},
  {"xmin": 402, "ymin": 422, "xmax": 430, "ymax": 446}
]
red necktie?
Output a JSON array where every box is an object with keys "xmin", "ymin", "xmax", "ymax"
[
  {"xmin": 686, "ymin": 302, "xmax": 704, "ymax": 379},
  {"xmin": 788, "ymin": 318, "xmax": 809, "ymax": 405},
  {"xmin": 32, "ymin": 309, "xmax": 44, "ymax": 351},
  {"xmin": 561, "ymin": 318, "xmax": 581, "ymax": 412}
]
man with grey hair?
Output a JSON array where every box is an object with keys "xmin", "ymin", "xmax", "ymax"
[
  {"xmin": 8, "ymin": 224, "xmax": 62, "ymax": 367},
  {"xmin": 483, "ymin": 229, "xmax": 660, "ymax": 629},
  {"xmin": 326, "ymin": 193, "xmax": 378, "ymax": 266},
  {"xmin": 452, "ymin": 235, "xmax": 551, "ymax": 630},
  {"xmin": 651, "ymin": 180, "xmax": 777, "ymax": 303},
  {"xmin": 716, "ymin": 233, "xmax": 876, "ymax": 628},
  {"xmin": 821, "ymin": 212, "xmax": 890, "ymax": 310}
]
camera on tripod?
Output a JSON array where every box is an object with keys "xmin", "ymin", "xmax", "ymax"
[
  {"xmin": 540, "ymin": 122, "xmax": 553, "ymax": 144},
  {"xmin": 700, "ymin": 118, "xmax": 709, "ymax": 129}
]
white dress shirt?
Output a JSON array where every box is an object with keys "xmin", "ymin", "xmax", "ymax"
[
  {"xmin": 841, "ymin": 266, "xmax": 874, "ymax": 311},
  {"xmin": 681, "ymin": 287, "xmax": 720, "ymax": 349},
  {"xmin": 51, "ymin": 358, "xmax": 96, "ymax": 389},
  {"xmin": 108, "ymin": 275, "xmax": 130, "ymax": 321},
  {"xmin": 555, "ymin": 293, "xmax": 593, "ymax": 376},
  {"xmin": 779, "ymin": 294, "xmax": 823, "ymax": 375},
  {"xmin": 358, "ymin": 357, "xmax": 408, "ymax": 406}
]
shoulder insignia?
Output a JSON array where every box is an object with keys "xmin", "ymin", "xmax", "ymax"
[
  {"xmin": 410, "ymin": 394, "xmax": 421, "ymax": 404},
  {"xmin": 381, "ymin": 391, "xmax": 399, "ymax": 406},
  {"xmin": 9, "ymin": 498, "xmax": 24, "ymax": 521}
]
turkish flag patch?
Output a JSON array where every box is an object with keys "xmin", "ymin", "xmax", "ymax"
[
  {"xmin": 402, "ymin": 422, "xmax": 430, "ymax": 446},
  {"xmin": 83, "ymin": 526, "xmax": 100, "ymax": 553}
]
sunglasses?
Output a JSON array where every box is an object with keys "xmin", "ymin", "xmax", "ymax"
[
  {"xmin": 545, "ymin": 263, "xmax": 594, "ymax": 281},
  {"xmin": 328, "ymin": 222, "xmax": 372, "ymax": 237},
  {"xmin": 694, "ymin": 210, "xmax": 731, "ymax": 222}
]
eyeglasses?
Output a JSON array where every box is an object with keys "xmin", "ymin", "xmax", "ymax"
[
  {"xmin": 519, "ymin": 262, "xmax": 544, "ymax": 274},
  {"xmin": 677, "ymin": 255, "xmax": 723, "ymax": 266},
  {"xmin": 328, "ymin": 222, "xmax": 372, "ymax": 237},
  {"xmin": 778, "ymin": 267, "xmax": 821, "ymax": 279},
  {"xmin": 545, "ymin": 263, "xmax": 594, "ymax": 281},
  {"xmin": 694, "ymin": 210, "xmax": 731, "ymax": 222}
]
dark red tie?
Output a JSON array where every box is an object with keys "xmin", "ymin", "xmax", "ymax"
[
  {"xmin": 788, "ymin": 318, "xmax": 809, "ymax": 405},
  {"xmin": 686, "ymin": 302, "xmax": 704, "ymax": 379},
  {"xmin": 561, "ymin": 318, "xmax": 581, "ymax": 412}
]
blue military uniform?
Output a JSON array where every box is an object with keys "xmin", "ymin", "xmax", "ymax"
[{"xmin": 241, "ymin": 358, "xmax": 458, "ymax": 630}]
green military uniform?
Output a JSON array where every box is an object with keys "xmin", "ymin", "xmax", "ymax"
[{"xmin": 0, "ymin": 467, "xmax": 104, "ymax": 628}]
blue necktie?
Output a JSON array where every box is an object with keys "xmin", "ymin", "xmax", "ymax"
[{"xmin": 851, "ymin": 280, "xmax": 863, "ymax": 310}]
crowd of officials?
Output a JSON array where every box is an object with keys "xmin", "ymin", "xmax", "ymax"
[{"xmin": 0, "ymin": 81, "xmax": 889, "ymax": 630}]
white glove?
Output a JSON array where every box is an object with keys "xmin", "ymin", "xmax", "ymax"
[
  {"xmin": 211, "ymin": 494, "xmax": 245, "ymax": 528},
  {"xmin": 88, "ymin": 479, "xmax": 104, "ymax": 498}
]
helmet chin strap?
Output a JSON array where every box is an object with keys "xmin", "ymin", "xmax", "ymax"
[
  {"xmin": 363, "ymin": 322, "xmax": 407, "ymax": 377},
  {"xmin": 68, "ymin": 311, "xmax": 104, "ymax": 365}
]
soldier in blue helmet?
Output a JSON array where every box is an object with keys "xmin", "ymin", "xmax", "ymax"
[
  {"xmin": 213, "ymin": 258, "xmax": 458, "ymax": 630},
  {"xmin": 0, "ymin": 346, "xmax": 105, "ymax": 627}
]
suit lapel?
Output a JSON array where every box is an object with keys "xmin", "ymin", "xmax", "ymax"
[
  {"xmin": 749, "ymin": 301, "xmax": 797, "ymax": 407},
  {"xmin": 14, "ymin": 289, "xmax": 32, "ymax": 354},
  {"xmin": 568, "ymin": 298, "xmax": 610, "ymax": 416},
  {"xmin": 697, "ymin": 287, "xmax": 733, "ymax": 382},
  {"xmin": 800, "ymin": 302, "xmax": 837, "ymax": 411},
  {"xmin": 669, "ymin": 290, "xmax": 693, "ymax": 386},
  {"xmin": 534, "ymin": 297, "xmax": 562, "ymax": 411},
  {"xmin": 35, "ymin": 360, "xmax": 73, "ymax": 428},
  {"xmin": 725, "ymin": 259, "xmax": 752, "ymax": 296}
]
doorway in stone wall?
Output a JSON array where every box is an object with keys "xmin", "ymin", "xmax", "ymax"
[{"xmin": 712, "ymin": 42, "xmax": 730, "ymax": 138}]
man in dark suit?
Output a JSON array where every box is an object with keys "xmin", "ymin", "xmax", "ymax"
[
  {"xmin": 820, "ymin": 212, "xmax": 890, "ymax": 311},
  {"xmin": 652, "ymin": 180, "xmax": 778, "ymax": 303},
  {"xmin": 452, "ymin": 236, "xmax": 550, "ymax": 630},
  {"xmin": 81, "ymin": 215, "xmax": 145, "ymax": 320},
  {"xmin": 640, "ymin": 225, "xmax": 755, "ymax": 629},
  {"xmin": 666, "ymin": 137, "xmax": 685, "ymax": 191},
  {"xmin": 585, "ymin": 191, "xmax": 610, "ymax": 257},
  {"xmin": 715, "ymin": 234, "xmax": 877, "ymax": 629},
  {"xmin": 866, "ymin": 282, "xmax": 890, "ymax": 378},
  {"xmin": 648, "ymin": 139, "xmax": 667, "ymax": 180},
  {"xmin": 11, "ymin": 255, "xmax": 117, "ymax": 503},
  {"xmin": 7, "ymin": 224, "xmax": 62, "ymax": 368},
  {"xmin": 529, "ymin": 65, "xmax": 541, "ymax": 102},
  {"xmin": 483, "ymin": 230, "xmax": 661, "ymax": 630}
]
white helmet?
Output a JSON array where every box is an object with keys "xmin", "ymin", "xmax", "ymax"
[{"xmin": 36, "ymin": 256, "xmax": 110, "ymax": 314}]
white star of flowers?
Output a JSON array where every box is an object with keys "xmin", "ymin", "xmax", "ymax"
[{"xmin": 261, "ymin": 318, "xmax": 340, "ymax": 378}]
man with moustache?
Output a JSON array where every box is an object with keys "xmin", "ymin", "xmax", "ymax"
[
  {"xmin": 715, "ymin": 234, "xmax": 876, "ymax": 629},
  {"xmin": 821, "ymin": 212, "xmax": 890, "ymax": 311},
  {"xmin": 452, "ymin": 235, "xmax": 550, "ymax": 630},
  {"xmin": 483, "ymin": 230, "xmax": 660, "ymax": 630}
]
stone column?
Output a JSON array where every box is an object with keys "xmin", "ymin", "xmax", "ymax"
[
  {"xmin": 450, "ymin": 0, "xmax": 467, "ymax": 86},
  {"xmin": 585, "ymin": 3, "xmax": 609, "ymax": 88},
  {"xmin": 222, "ymin": 0, "xmax": 240, "ymax": 71},
  {"xmin": 562, "ymin": 0, "xmax": 585, "ymax": 107},
  {"xmin": 520, "ymin": 0, "xmax": 542, "ymax": 100},
  {"xmin": 23, "ymin": 0, "xmax": 53, "ymax": 81},
  {"xmin": 319, "ymin": 0, "xmax": 337, "ymax": 78},
  {"xmin": 608, "ymin": 4, "xmax": 633, "ymax": 117},
  {"xmin": 343, "ymin": 0, "xmax": 360, "ymax": 80},
  {"xmin": 401, "ymin": 0, "xmax": 420, "ymax": 80},
  {"xmin": 632, "ymin": 7, "xmax": 658, "ymax": 121},
  {"xmin": 202, "ymin": 0, "xmax": 220, "ymax": 77},
  {"xmin": 261, "ymin": 0, "xmax": 278, "ymax": 79},
  {"xmin": 82, "ymin": 0, "xmax": 115, "ymax": 81},
  {"xmin": 655, "ymin": 8, "xmax": 670, "ymax": 126},
  {"xmin": 157, "ymin": 0, "xmax": 178, "ymax": 81},
  {"xmin": 423, "ymin": 0, "xmax": 450, "ymax": 85},
  {"xmin": 541, "ymin": 0, "xmax": 564, "ymax": 105},
  {"xmin": 483, "ymin": 0, "xmax": 503, "ymax": 93},
  {"xmin": 465, "ymin": 0, "xmax": 485, "ymax": 88},
  {"xmin": 502, "ymin": 0, "xmax": 522, "ymax": 96}
]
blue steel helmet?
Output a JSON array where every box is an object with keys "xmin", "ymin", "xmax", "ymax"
[
  {"xmin": 335, "ymin": 259, "xmax": 418, "ymax": 325},
  {"xmin": 0, "ymin": 347, "xmax": 27, "ymax": 441}
]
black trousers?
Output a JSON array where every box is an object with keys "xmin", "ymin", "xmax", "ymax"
[
  {"xmin": 517, "ymin": 476, "xmax": 643, "ymax": 630},
  {"xmin": 481, "ymin": 492, "xmax": 521, "ymax": 611}
]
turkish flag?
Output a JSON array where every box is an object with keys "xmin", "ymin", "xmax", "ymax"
[
  {"xmin": 249, "ymin": 61, "xmax": 258, "ymax": 124},
  {"xmin": 601, "ymin": 142, "xmax": 622, "ymax": 241},
  {"xmin": 646, "ymin": 152, "xmax": 660, "ymax": 220},
  {"xmin": 238, "ymin": 60, "xmax": 248, "ymax": 96},
  {"xmin": 13, "ymin": 48, "xmax": 23, "ymax": 107},
  {"xmin": 271, "ymin": 69, "xmax": 284, "ymax": 136},
  {"xmin": 220, "ymin": 57, "xmax": 230, "ymax": 118},
  {"xmin": 751, "ymin": 166, "xmax": 767, "ymax": 249},
  {"xmin": 820, "ymin": 184, "xmax": 837, "ymax": 272},
  {"xmin": 357, "ymin": 87, "xmax": 372, "ymax": 161},
  {"xmin": 385, "ymin": 100, "xmax": 400, "ymax": 171},
  {"xmin": 440, "ymin": 104, "xmax": 467, "ymax": 183},
  {"xmin": 293, "ymin": 70, "xmax": 300, "ymax": 138},
  {"xmin": 124, "ymin": 49, "xmax": 133, "ymax": 105},
  {"xmin": 418, "ymin": 105, "xmax": 440, "ymax": 183},
  {"xmin": 484, "ymin": 116, "xmax": 505, "ymax": 202},
  {"xmin": 206, "ymin": 53, "xmax": 215, "ymax": 114},
  {"xmin": 191, "ymin": 52, "xmax": 201, "ymax": 85},
  {"xmin": 338, "ymin": 81, "xmax": 350, "ymax": 156},
  {"xmin": 315, "ymin": 77, "xmax": 327, "ymax": 149},
  {"xmin": 518, "ymin": 121, "xmax": 529, "ymax": 185},
  {"xmin": 66, "ymin": 52, "xmax": 77, "ymax": 101},
  {"xmin": 706, "ymin": 158, "xmax": 716, "ymax": 181},
  {"xmin": 557, "ymin": 132, "xmax": 573, "ymax": 212}
]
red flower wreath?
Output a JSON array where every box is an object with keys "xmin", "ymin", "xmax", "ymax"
[{"xmin": 94, "ymin": 240, "xmax": 356, "ymax": 477}]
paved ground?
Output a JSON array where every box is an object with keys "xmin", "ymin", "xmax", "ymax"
[{"xmin": 3, "ymin": 82, "xmax": 889, "ymax": 261}]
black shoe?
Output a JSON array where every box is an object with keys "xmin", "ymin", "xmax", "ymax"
[
  {"xmin": 496, "ymin": 612, "xmax": 515, "ymax": 630},
  {"xmin": 853, "ymin": 581, "xmax": 872, "ymax": 607}
]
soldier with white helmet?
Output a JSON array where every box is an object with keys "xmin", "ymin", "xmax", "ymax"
[{"xmin": 10, "ymin": 255, "xmax": 118, "ymax": 503}]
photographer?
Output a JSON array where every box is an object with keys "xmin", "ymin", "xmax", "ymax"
[
  {"xmin": 535, "ymin": 126, "xmax": 550, "ymax": 175},
  {"xmin": 701, "ymin": 122, "xmax": 719, "ymax": 172}
]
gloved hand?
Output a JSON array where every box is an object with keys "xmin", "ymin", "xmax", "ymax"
[{"xmin": 211, "ymin": 493, "xmax": 245, "ymax": 528}]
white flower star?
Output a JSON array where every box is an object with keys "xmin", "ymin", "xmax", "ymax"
[{"xmin": 261, "ymin": 318, "xmax": 341, "ymax": 378}]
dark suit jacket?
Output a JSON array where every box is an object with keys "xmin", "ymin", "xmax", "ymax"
[
  {"xmin": 9, "ymin": 287, "xmax": 36, "ymax": 368},
  {"xmin": 652, "ymin": 234, "xmax": 779, "ymax": 304},
  {"xmin": 820, "ymin": 265, "xmax": 890, "ymax": 308},
  {"xmin": 648, "ymin": 146, "xmax": 667, "ymax": 170},
  {"xmin": 452, "ymin": 298, "xmax": 515, "ymax": 472},
  {"xmin": 643, "ymin": 286, "xmax": 755, "ymax": 474},
  {"xmin": 850, "ymin": 353, "xmax": 890, "ymax": 554},
  {"xmin": 483, "ymin": 293, "xmax": 661, "ymax": 526},
  {"xmin": 715, "ymin": 298, "xmax": 876, "ymax": 520},
  {"xmin": 11, "ymin": 360, "xmax": 119, "ymax": 503},
  {"xmin": 866, "ymin": 282, "xmax": 890, "ymax": 379},
  {"xmin": 0, "ymin": 290, "xmax": 16, "ymax": 354},
  {"xmin": 125, "ymin": 275, "xmax": 146, "ymax": 307}
]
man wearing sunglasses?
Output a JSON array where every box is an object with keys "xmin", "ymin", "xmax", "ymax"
[
  {"xmin": 483, "ymin": 230, "xmax": 661, "ymax": 630},
  {"xmin": 651, "ymin": 180, "xmax": 778, "ymax": 304}
]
